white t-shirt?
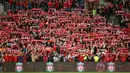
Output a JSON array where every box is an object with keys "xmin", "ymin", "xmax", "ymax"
[{"xmin": 53, "ymin": 56, "xmax": 59, "ymax": 62}]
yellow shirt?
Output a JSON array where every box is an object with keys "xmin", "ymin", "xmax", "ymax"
[
  {"xmin": 92, "ymin": 9, "xmax": 97, "ymax": 15},
  {"xmin": 94, "ymin": 56, "xmax": 99, "ymax": 62},
  {"xmin": 84, "ymin": 55, "xmax": 87, "ymax": 61}
]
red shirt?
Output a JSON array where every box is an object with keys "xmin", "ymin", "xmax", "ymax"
[
  {"xmin": 67, "ymin": 1, "xmax": 72, "ymax": 8},
  {"xmin": 110, "ymin": 56, "xmax": 114, "ymax": 62},
  {"xmin": 121, "ymin": 55, "xmax": 127, "ymax": 62},
  {"xmin": 8, "ymin": 55, "xmax": 13, "ymax": 62},
  {"xmin": 48, "ymin": 1, "xmax": 53, "ymax": 7},
  {"xmin": 9, "ymin": 0, "xmax": 13, "ymax": 4},
  {"xmin": 4, "ymin": 56, "xmax": 9, "ymax": 62},
  {"xmin": 60, "ymin": 49, "xmax": 66, "ymax": 54},
  {"xmin": 63, "ymin": 2, "xmax": 67, "ymax": 8},
  {"xmin": 53, "ymin": 47, "xmax": 56, "ymax": 51},
  {"xmin": 23, "ymin": 56, "xmax": 26, "ymax": 62},
  {"xmin": 67, "ymin": 3, "xmax": 71, "ymax": 8},
  {"xmin": 118, "ymin": 3, "xmax": 123, "ymax": 9},
  {"xmin": 67, "ymin": 0, "xmax": 73, "ymax": 4},
  {"xmin": 69, "ymin": 57, "xmax": 73, "ymax": 62},
  {"xmin": 53, "ymin": 44, "xmax": 57, "ymax": 51},
  {"xmin": 14, "ymin": 56, "xmax": 18, "ymax": 62},
  {"xmin": 104, "ymin": 56, "xmax": 110, "ymax": 62},
  {"xmin": 43, "ymin": 56, "xmax": 48, "ymax": 62},
  {"xmin": 102, "ymin": 54, "xmax": 105, "ymax": 61},
  {"xmin": 115, "ymin": 57, "xmax": 119, "ymax": 62},
  {"xmin": 79, "ymin": 55, "xmax": 84, "ymax": 62},
  {"xmin": 55, "ymin": 1, "xmax": 59, "ymax": 9}
]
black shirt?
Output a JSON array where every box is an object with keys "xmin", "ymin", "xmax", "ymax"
[{"xmin": 0, "ymin": 62, "xmax": 2, "ymax": 66}]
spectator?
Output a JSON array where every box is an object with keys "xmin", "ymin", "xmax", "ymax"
[
  {"xmin": 94, "ymin": 55, "xmax": 99, "ymax": 62},
  {"xmin": 15, "ymin": 0, "xmax": 19, "ymax": 10},
  {"xmin": 23, "ymin": 54, "xmax": 27, "ymax": 62},
  {"xmin": 63, "ymin": 1, "xmax": 67, "ymax": 9},
  {"xmin": 31, "ymin": 53, "xmax": 37, "ymax": 62},
  {"xmin": 84, "ymin": 54, "xmax": 88, "ymax": 61},
  {"xmin": 48, "ymin": 1, "xmax": 53, "ymax": 8},
  {"xmin": 43, "ymin": 55, "xmax": 48, "ymax": 62},
  {"xmin": 23, "ymin": 0, "xmax": 28, "ymax": 10},
  {"xmin": 88, "ymin": 55, "xmax": 94, "ymax": 62},
  {"xmin": 92, "ymin": 6, "xmax": 97, "ymax": 16},
  {"xmin": 18, "ymin": 54, "xmax": 23, "ymax": 62},
  {"xmin": 0, "ymin": 56, "xmax": 3, "ymax": 72},
  {"xmin": 28, "ymin": 1, "xmax": 32, "ymax": 9},
  {"xmin": 104, "ymin": 55, "xmax": 110, "ymax": 62},
  {"xmin": 59, "ymin": 54, "xmax": 64, "ymax": 62},
  {"xmin": 9, "ymin": 0, "xmax": 13, "ymax": 9},
  {"xmin": 22, "ymin": 46, "xmax": 27, "ymax": 53},
  {"xmin": 13, "ymin": 55, "xmax": 18, "ymax": 62},
  {"xmin": 0, "ymin": 1, "xmax": 130, "ymax": 63},
  {"xmin": 26, "ymin": 52, "xmax": 32, "ymax": 62},
  {"xmin": 37, "ymin": 55, "xmax": 43, "ymax": 62},
  {"xmin": 4, "ymin": 54, "xmax": 9, "ymax": 62},
  {"xmin": 20, "ymin": 0, "xmax": 24, "ymax": 10},
  {"xmin": 127, "ymin": 53, "xmax": 130, "ymax": 61},
  {"xmin": 78, "ymin": 54, "xmax": 84, "ymax": 62},
  {"xmin": 54, "ymin": 1, "xmax": 60, "ymax": 10},
  {"xmin": 120, "ymin": 54, "xmax": 128, "ymax": 62},
  {"xmin": 48, "ymin": 54, "xmax": 54, "ymax": 62},
  {"xmin": 53, "ymin": 55, "xmax": 60, "ymax": 62}
]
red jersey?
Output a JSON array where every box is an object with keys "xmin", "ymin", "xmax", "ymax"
[
  {"xmin": 63, "ymin": 2, "xmax": 67, "ymax": 8},
  {"xmin": 110, "ymin": 56, "xmax": 114, "ymax": 62},
  {"xmin": 102, "ymin": 54, "xmax": 105, "ymax": 61},
  {"xmin": 67, "ymin": 1, "xmax": 72, "ymax": 8},
  {"xmin": 118, "ymin": 3, "xmax": 123, "ymax": 9},
  {"xmin": 67, "ymin": 3, "xmax": 72, "ymax": 8},
  {"xmin": 8, "ymin": 55, "xmax": 13, "ymax": 62},
  {"xmin": 43, "ymin": 56, "xmax": 48, "ymax": 62},
  {"xmin": 115, "ymin": 57, "xmax": 119, "ymax": 62},
  {"xmin": 55, "ymin": 1, "xmax": 59, "ymax": 9},
  {"xmin": 79, "ymin": 55, "xmax": 84, "ymax": 62},
  {"xmin": 13, "ymin": 56, "xmax": 18, "ymax": 62},
  {"xmin": 9, "ymin": 0, "xmax": 13, "ymax": 4},
  {"xmin": 121, "ymin": 55, "xmax": 127, "ymax": 62},
  {"xmin": 67, "ymin": 0, "xmax": 73, "ymax": 4},
  {"xmin": 4, "ymin": 56, "xmax": 9, "ymax": 62},
  {"xmin": 69, "ymin": 56, "xmax": 73, "ymax": 62},
  {"xmin": 48, "ymin": 1, "xmax": 53, "ymax": 7},
  {"xmin": 23, "ymin": 56, "xmax": 26, "ymax": 62},
  {"xmin": 53, "ymin": 44, "xmax": 57, "ymax": 51},
  {"xmin": 104, "ymin": 56, "xmax": 110, "ymax": 62}
]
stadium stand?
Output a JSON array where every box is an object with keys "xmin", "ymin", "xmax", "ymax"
[{"xmin": 0, "ymin": 0, "xmax": 130, "ymax": 63}]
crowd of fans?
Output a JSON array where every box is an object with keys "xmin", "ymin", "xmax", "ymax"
[
  {"xmin": 0, "ymin": 0, "xmax": 130, "ymax": 63},
  {"xmin": 6, "ymin": 0, "xmax": 87, "ymax": 12}
]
